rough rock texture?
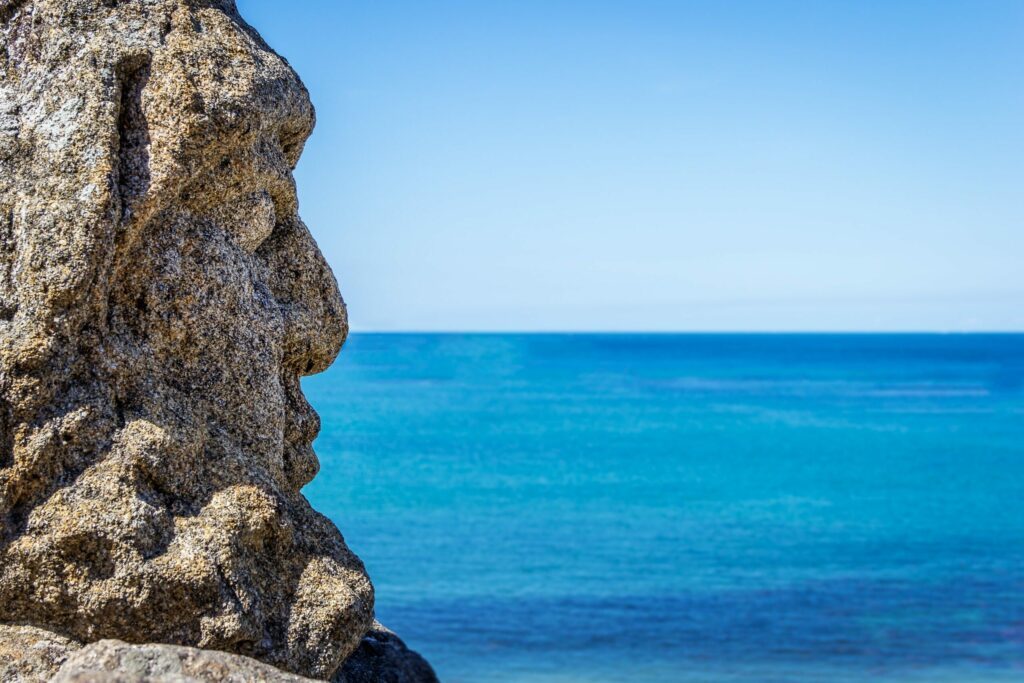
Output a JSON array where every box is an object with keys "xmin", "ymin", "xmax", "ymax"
[
  {"xmin": 35, "ymin": 627, "xmax": 440, "ymax": 683},
  {"xmin": 0, "ymin": 1, "xmax": 433, "ymax": 681},
  {"xmin": 0, "ymin": 625, "xmax": 80, "ymax": 682},
  {"xmin": 52, "ymin": 640, "xmax": 320, "ymax": 683},
  {"xmin": 334, "ymin": 625, "xmax": 438, "ymax": 683}
]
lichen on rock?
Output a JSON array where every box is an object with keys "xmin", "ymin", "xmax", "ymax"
[{"xmin": 0, "ymin": 1, "xmax": 433, "ymax": 681}]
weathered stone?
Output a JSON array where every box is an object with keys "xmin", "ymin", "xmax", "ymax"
[
  {"xmin": 0, "ymin": 625, "xmax": 80, "ymax": 682},
  {"xmin": 38, "ymin": 627, "xmax": 439, "ymax": 683},
  {"xmin": 52, "ymin": 640, "xmax": 320, "ymax": 683},
  {"xmin": 0, "ymin": 1, "xmax": 403, "ymax": 680},
  {"xmin": 334, "ymin": 624, "xmax": 439, "ymax": 683}
]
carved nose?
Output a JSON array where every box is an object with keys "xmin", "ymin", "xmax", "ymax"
[{"xmin": 257, "ymin": 214, "xmax": 347, "ymax": 376}]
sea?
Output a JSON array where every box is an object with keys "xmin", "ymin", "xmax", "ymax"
[{"xmin": 302, "ymin": 334, "xmax": 1024, "ymax": 683}]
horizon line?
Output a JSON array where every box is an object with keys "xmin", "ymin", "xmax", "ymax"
[{"xmin": 346, "ymin": 329, "xmax": 1024, "ymax": 335}]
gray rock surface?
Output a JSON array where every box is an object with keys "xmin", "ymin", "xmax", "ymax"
[
  {"xmin": 0, "ymin": 625, "xmax": 80, "ymax": 682},
  {"xmin": 51, "ymin": 640, "xmax": 320, "ymax": 683},
  {"xmin": 37, "ymin": 628, "xmax": 439, "ymax": 683},
  {"xmin": 0, "ymin": 1, "xmax": 434, "ymax": 681}
]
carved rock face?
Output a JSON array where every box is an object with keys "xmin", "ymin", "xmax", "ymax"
[{"xmin": 0, "ymin": 1, "xmax": 373, "ymax": 679}]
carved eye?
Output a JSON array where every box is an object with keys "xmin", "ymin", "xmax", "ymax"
[{"xmin": 115, "ymin": 54, "xmax": 152, "ymax": 223}]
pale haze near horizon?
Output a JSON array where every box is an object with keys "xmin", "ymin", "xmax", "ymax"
[{"xmin": 238, "ymin": 0, "xmax": 1023, "ymax": 332}]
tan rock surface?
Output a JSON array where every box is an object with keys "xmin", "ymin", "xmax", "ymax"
[{"xmin": 0, "ymin": 1, "xmax": 400, "ymax": 679}]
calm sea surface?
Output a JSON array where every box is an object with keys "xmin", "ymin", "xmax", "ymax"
[{"xmin": 303, "ymin": 334, "xmax": 1024, "ymax": 683}]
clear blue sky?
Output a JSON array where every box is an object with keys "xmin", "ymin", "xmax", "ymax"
[{"xmin": 237, "ymin": 0, "xmax": 1023, "ymax": 332}]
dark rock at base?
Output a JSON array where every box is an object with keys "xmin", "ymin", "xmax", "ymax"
[{"xmin": 334, "ymin": 624, "xmax": 439, "ymax": 683}]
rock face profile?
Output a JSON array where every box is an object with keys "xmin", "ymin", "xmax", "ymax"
[{"xmin": 0, "ymin": 1, "xmax": 436, "ymax": 681}]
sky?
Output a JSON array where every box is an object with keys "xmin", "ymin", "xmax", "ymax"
[{"xmin": 236, "ymin": 0, "xmax": 1023, "ymax": 332}]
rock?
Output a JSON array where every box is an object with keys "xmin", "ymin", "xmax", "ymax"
[
  {"xmin": 0, "ymin": 625, "xmax": 80, "ymax": 682},
  {"xmin": 0, "ymin": 1, "xmax": 433, "ymax": 680},
  {"xmin": 40, "ymin": 627, "xmax": 438, "ymax": 683},
  {"xmin": 334, "ymin": 624, "xmax": 439, "ymax": 683},
  {"xmin": 51, "ymin": 640, "xmax": 320, "ymax": 683}
]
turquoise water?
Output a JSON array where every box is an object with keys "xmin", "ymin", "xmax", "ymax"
[{"xmin": 303, "ymin": 334, "xmax": 1024, "ymax": 682}]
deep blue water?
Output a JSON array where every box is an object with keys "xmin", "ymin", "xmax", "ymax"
[{"xmin": 303, "ymin": 334, "xmax": 1024, "ymax": 682}]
